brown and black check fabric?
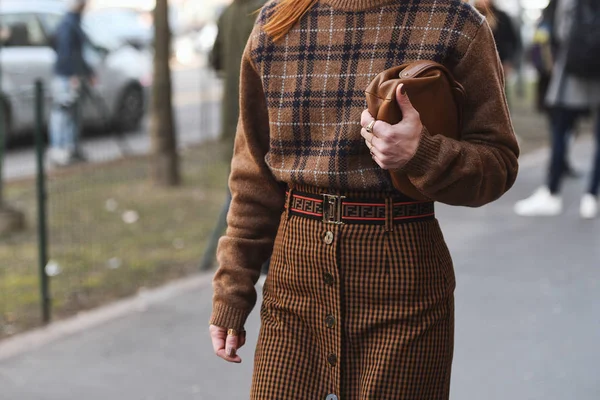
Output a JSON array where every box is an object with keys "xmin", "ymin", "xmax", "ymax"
[{"xmin": 252, "ymin": 185, "xmax": 455, "ymax": 399}]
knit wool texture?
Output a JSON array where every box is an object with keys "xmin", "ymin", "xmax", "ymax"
[{"xmin": 211, "ymin": 0, "xmax": 519, "ymax": 331}]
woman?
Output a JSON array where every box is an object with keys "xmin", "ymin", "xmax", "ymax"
[
  {"xmin": 514, "ymin": 0, "xmax": 600, "ymax": 219},
  {"xmin": 210, "ymin": 0, "xmax": 519, "ymax": 398},
  {"xmin": 530, "ymin": 0, "xmax": 583, "ymax": 180}
]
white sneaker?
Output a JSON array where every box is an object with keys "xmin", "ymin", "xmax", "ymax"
[
  {"xmin": 579, "ymin": 194, "xmax": 598, "ymax": 219},
  {"xmin": 514, "ymin": 187, "xmax": 563, "ymax": 217}
]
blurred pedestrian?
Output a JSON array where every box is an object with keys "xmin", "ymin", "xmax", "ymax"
[
  {"xmin": 48, "ymin": 0, "xmax": 95, "ymax": 167},
  {"xmin": 209, "ymin": 0, "xmax": 518, "ymax": 398},
  {"xmin": 210, "ymin": 0, "xmax": 267, "ymax": 161},
  {"xmin": 530, "ymin": 0, "xmax": 582, "ymax": 178},
  {"xmin": 475, "ymin": 0, "xmax": 521, "ymax": 80},
  {"xmin": 200, "ymin": 0, "xmax": 268, "ymax": 273},
  {"xmin": 515, "ymin": 0, "xmax": 600, "ymax": 219}
]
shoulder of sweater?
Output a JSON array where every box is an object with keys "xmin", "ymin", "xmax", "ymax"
[
  {"xmin": 440, "ymin": 0, "xmax": 488, "ymax": 63},
  {"xmin": 394, "ymin": 0, "xmax": 487, "ymax": 64},
  {"xmin": 244, "ymin": 0, "xmax": 279, "ymax": 51},
  {"xmin": 254, "ymin": 0, "xmax": 281, "ymax": 23},
  {"xmin": 445, "ymin": 0, "xmax": 487, "ymax": 37}
]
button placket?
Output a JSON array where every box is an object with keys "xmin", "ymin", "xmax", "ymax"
[
  {"xmin": 323, "ymin": 272, "xmax": 334, "ymax": 286},
  {"xmin": 327, "ymin": 353, "xmax": 338, "ymax": 366},
  {"xmin": 325, "ymin": 314, "xmax": 336, "ymax": 329},
  {"xmin": 324, "ymin": 230, "xmax": 334, "ymax": 245},
  {"xmin": 321, "ymin": 226, "xmax": 340, "ymax": 392}
]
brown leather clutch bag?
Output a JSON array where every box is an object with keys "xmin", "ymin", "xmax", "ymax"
[{"xmin": 365, "ymin": 60, "xmax": 466, "ymax": 200}]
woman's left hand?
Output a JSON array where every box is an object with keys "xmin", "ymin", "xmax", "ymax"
[
  {"xmin": 210, "ymin": 324, "xmax": 247, "ymax": 363},
  {"xmin": 360, "ymin": 84, "xmax": 423, "ymax": 170}
]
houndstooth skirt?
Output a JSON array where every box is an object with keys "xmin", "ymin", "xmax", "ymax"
[{"xmin": 251, "ymin": 186, "xmax": 456, "ymax": 400}]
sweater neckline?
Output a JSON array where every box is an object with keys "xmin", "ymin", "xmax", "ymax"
[{"xmin": 319, "ymin": 0, "xmax": 398, "ymax": 11}]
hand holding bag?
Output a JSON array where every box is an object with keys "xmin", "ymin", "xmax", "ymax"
[{"xmin": 365, "ymin": 60, "xmax": 466, "ymax": 200}]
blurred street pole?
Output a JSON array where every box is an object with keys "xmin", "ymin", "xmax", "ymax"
[
  {"xmin": 0, "ymin": 41, "xmax": 5, "ymax": 208},
  {"xmin": 0, "ymin": 37, "xmax": 25, "ymax": 235},
  {"xmin": 150, "ymin": 0, "xmax": 180, "ymax": 186},
  {"xmin": 34, "ymin": 80, "xmax": 50, "ymax": 324}
]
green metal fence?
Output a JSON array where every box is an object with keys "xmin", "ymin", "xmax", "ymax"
[{"xmin": 0, "ymin": 71, "xmax": 227, "ymax": 339}]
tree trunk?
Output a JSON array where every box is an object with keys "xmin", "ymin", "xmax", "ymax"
[{"xmin": 150, "ymin": 0, "xmax": 180, "ymax": 186}]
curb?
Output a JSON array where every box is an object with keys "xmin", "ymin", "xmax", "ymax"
[{"xmin": 0, "ymin": 272, "xmax": 214, "ymax": 362}]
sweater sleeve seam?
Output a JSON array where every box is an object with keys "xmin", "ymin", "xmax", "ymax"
[{"xmin": 456, "ymin": 18, "xmax": 486, "ymax": 67}]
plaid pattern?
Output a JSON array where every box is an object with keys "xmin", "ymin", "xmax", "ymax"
[
  {"xmin": 252, "ymin": 185, "xmax": 455, "ymax": 399},
  {"xmin": 251, "ymin": 0, "xmax": 484, "ymax": 191}
]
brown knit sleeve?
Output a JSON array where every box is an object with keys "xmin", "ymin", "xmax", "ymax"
[
  {"xmin": 400, "ymin": 21, "xmax": 520, "ymax": 207},
  {"xmin": 210, "ymin": 41, "xmax": 285, "ymax": 331}
]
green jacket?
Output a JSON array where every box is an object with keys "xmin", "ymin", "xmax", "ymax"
[{"xmin": 210, "ymin": 0, "xmax": 266, "ymax": 154}]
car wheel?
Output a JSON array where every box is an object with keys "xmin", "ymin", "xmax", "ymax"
[{"xmin": 115, "ymin": 85, "xmax": 144, "ymax": 132}]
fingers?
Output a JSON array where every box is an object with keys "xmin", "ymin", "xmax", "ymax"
[
  {"xmin": 215, "ymin": 348, "xmax": 242, "ymax": 364},
  {"xmin": 361, "ymin": 127, "xmax": 389, "ymax": 168},
  {"xmin": 361, "ymin": 126, "xmax": 394, "ymax": 157},
  {"xmin": 395, "ymin": 84, "xmax": 420, "ymax": 123},
  {"xmin": 225, "ymin": 331, "xmax": 239, "ymax": 358},
  {"xmin": 210, "ymin": 325, "xmax": 225, "ymax": 355},
  {"xmin": 210, "ymin": 325, "xmax": 243, "ymax": 364},
  {"xmin": 361, "ymin": 109, "xmax": 374, "ymax": 128},
  {"xmin": 360, "ymin": 127, "xmax": 378, "ymax": 148},
  {"xmin": 361, "ymin": 85, "xmax": 422, "ymax": 170},
  {"xmin": 365, "ymin": 138, "xmax": 388, "ymax": 170},
  {"xmin": 361, "ymin": 110, "xmax": 387, "ymax": 136}
]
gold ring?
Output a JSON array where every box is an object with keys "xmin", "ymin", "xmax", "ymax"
[
  {"xmin": 227, "ymin": 328, "xmax": 239, "ymax": 337},
  {"xmin": 365, "ymin": 119, "xmax": 376, "ymax": 134}
]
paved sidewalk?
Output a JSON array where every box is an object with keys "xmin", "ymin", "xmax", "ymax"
[{"xmin": 0, "ymin": 139, "xmax": 599, "ymax": 400}]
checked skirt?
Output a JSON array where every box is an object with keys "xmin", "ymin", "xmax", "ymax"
[{"xmin": 251, "ymin": 186, "xmax": 456, "ymax": 399}]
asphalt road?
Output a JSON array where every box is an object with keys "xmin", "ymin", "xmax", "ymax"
[
  {"xmin": 0, "ymin": 138, "xmax": 599, "ymax": 400},
  {"xmin": 4, "ymin": 63, "xmax": 222, "ymax": 181}
]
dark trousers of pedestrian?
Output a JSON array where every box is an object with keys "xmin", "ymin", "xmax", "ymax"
[{"xmin": 548, "ymin": 107, "xmax": 600, "ymax": 196}]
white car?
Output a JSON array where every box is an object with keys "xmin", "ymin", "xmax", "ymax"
[{"xmin": 0, "ymin": 0, "xmax": 152, "ymax": 140}]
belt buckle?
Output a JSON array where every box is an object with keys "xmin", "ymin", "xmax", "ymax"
[{"xmin": 322, "ymin": 194, "xmax": 345, "ymax": 225}]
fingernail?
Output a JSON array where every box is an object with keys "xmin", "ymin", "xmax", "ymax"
[
  {"xmin": 400, "ymin": 84, "xmax": 407, "ymax": 95},
  {"xmin": 226, "ymin": 347, "xmax": 232, "ymax": 357}
]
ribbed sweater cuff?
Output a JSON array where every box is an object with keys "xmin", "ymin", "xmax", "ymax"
[
  {"xmin": 210, "ymin": 302, "xmax": 250, "ymax": 331},
  {"xmin": 400, "ymin": 127, "xmax": 439, "ymax": 176}
]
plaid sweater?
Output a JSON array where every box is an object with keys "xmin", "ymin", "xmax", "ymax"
[{"xmin": 211, "ymin": 0, "xmax": 519, "ymax": 330}]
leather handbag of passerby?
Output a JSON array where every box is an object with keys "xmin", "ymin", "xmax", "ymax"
[
  {"xmin": 564, "ymin": 0, "xmax": 600, "ymax": 78},
  {"xmin": 365, "ymin": 60, "xmax": 466, "ymax": 200}
]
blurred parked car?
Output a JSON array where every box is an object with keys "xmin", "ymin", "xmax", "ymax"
[
  {"xmin": 84, "ymin": 7, "xmax": 153, "ymax": 51},
  {"xmin": 0, "ymin": 0, "xmax": 152, "ymax": 141}
]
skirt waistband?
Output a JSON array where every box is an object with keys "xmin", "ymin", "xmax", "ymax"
[{"xmin": 285, "ymin": 188, "xmax": 434, "ymax": 227}]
